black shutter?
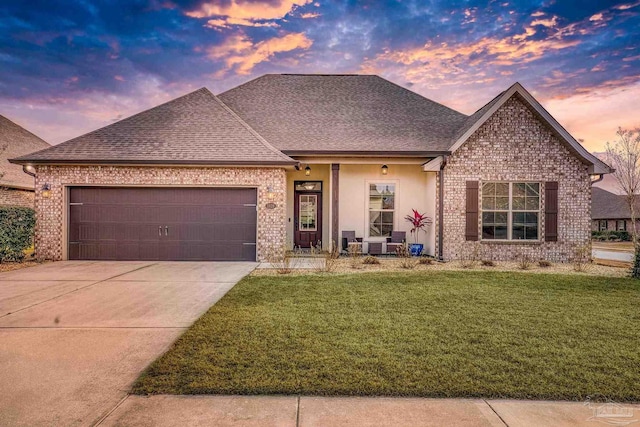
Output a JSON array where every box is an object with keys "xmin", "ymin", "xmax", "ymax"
[
  {"xmin": 545, "ymin": 181, "xmax": 558, "ymax": 242},
  {"xmin": 466, "ymin": 181, "xmax": 479, "ymax": 241}
]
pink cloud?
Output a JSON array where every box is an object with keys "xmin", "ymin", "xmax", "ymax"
[
  {"xmin": 208, "ymin": 32, "xmax": 313, "ymax": 75},
  {"xmin": 187, "ymin": 0, "xmax": 312, "ymax": 28}
]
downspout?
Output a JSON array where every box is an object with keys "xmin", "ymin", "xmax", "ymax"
[{"xmin": 438, "ymin": 155, "xmax": 448, "ymax": 261}]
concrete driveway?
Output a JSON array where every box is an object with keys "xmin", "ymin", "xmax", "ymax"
[{"xmin": 0, "ymin": 261, "xmax": 256, "ymax": 427}]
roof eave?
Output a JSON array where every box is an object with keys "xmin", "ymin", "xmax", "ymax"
[
  {"xmin": 9, "ymin": 158, "xmax": 298, "ymax": 167},
  {"xmin": 283, "ymin": 150, "xmax": 451, "ymax": 157}
]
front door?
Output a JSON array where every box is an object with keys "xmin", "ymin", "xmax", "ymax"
[{"xmin": 294, "ymin": 187, "xmax": 322, "ymax": 248}]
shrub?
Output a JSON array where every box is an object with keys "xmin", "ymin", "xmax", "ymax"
[
  {"xmin": 516, "ymin": 250, "xmax": 532, "ymax": 270},
  {"xmin": 572, "ymin": 244, "xmax": 591, "ymax": 273},
  {"xmin": 0, "ymin": 207, "xmax": 35, "ymax": 262},
  {"xmin": 592, "ymin": 230, "xmax": 631, "ymax": 242},
  {"xmin": 538, "ymin": 259, "xmax": 552, "ymax": 268},
  {"xmin": 362, "ymin": 255, "xmax": 380, "ymax": 265},
  {"xmin": 418, "ymin": 257, "xmax": 433, "ymax": 265},
  {"xmin": 481, "ymin": 259, "xmax": 496, "ymax": 267}
]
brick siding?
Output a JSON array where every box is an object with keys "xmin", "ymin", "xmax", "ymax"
[
  {"xmin": 33, "ymin": 165, "xmax": 286, "ymax": 261},
  {"xmin": 438, "ymin": 94, "xmax": 591, "ymax": 262},
  {"xmin": 0, "ymin": 187, "xmax": 34, "ymax": 208}
]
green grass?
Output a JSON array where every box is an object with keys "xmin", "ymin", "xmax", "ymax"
[{"xmin": 133, "ymin": 271, "xmax": 640, "ymax": 401}]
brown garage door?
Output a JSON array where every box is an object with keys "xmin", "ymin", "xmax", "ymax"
[{"xmin": 68, "ymin": 187, "xmax": 257, "ymax": 261}]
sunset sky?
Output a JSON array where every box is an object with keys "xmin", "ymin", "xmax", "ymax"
[{"xmin": 1, "ymin": 0, "xmax": 638, "ymax": 152}]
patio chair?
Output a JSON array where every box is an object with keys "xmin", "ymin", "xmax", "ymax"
[
  {"xmin": 341, "ymin": 230, "xmax": 363, "ymax": 252},
  {"xmin": 385, "ymin": 231, "xmax": 406, "ymax": 254}
]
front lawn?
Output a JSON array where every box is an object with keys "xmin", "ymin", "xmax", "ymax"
[{"xmin": 133, "ymin": 271, "xmax": 640, "ymax": 401}]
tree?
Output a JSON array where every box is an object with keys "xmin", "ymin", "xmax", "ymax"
[{"xmin": 605, "ymin": 127, "xmax": 640, "ymax": 277}]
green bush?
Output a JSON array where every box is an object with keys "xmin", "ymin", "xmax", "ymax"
[
  {"xmin": 0, "ymin": 207, "xmax": 35, "ymax": 262},
  {"xmin": 591, "ymin": 230, "xmax": 631, "ymax": 242}
]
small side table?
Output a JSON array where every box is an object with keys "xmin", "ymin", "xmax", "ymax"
[{"xmin": 368, "ymin": 242, "xmax": 383, "ymax": 255}]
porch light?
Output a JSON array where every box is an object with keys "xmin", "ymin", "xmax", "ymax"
[
  {"xmin": 41, "ymin": 183, "xmax": 51, "ymax": 198},
  {"xmin": 381, "ymin": 165, "xmax": 388, "ymax": 175},
  {"xmin": 267, "ymin": 186, "xmax": 275, "ymax": 199},
  {"xmin": 305, "ymin": 165, "xmax": 311, "ymax": 176}
]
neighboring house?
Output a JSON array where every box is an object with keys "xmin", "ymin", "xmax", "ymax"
[
  {"xmin": 0, "ymin": 115, "xmax": 50, "ymax": 208},
  {"xmin": 592, "ymin": 187, "xmax": 640, "ymax": 233},
  {"xmin": 10, "ymin": 74, "xmax": 611, "ymax": 262}
]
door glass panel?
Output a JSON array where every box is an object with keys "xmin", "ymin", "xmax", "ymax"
[{"xmin": 299, "ymin": 194, "xmax": 317, "ymax": 231}]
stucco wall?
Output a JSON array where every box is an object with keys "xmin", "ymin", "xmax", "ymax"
[
  {"xmin": 33, "ymin": 165, "xmax": 287, "ymax": 261},
  {"xmin": 338, "ymin": 164, "xmax": 436, "ymax": 255},
  {"xmin": 440, "ymin": 94, "xmax": 591, "ymax": 262},
  {"xmin": 0, "ymin": 187, "xmax": 34, "ymax": 208}
]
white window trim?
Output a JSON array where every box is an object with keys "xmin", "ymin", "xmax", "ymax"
[
  {"xmin": 365, "ymin": 180, "xmax": 399, "ymax": 240},
  {"xmin": 480, "ymin": 181, "xmax": 541, "ymax": 241}
]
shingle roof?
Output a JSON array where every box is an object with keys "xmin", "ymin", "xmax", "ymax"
[
  {"xmin": 592, "ymin": 187, "xmax": 640, "ymax": 219},
  {"xmin": 218, "ymin": 74, "xmax": 469, "ymax": 154},
  {"xmin": 11, "ymin": 88, "xmax": 295, "ymax": 166},
  {"xmin": 0, "ymin": 115, "xmax": 50, "ymax": 189}
]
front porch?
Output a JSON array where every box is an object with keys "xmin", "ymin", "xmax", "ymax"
[{"xmin": 285, "ymin": 160, "xmax": 438, "ymax": 256}]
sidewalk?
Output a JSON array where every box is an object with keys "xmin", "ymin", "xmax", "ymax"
[{"xmin": 98, "ymin": 395, "xmax": 640, "ymax": 426}]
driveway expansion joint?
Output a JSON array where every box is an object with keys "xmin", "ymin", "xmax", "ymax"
[
  {"xmin": 0, "ymin": 262, "xmax": 159, "ymax": 320},
  {"xmin": 484, "ymin": 399, "xmax": 509, "ymax": 427}
]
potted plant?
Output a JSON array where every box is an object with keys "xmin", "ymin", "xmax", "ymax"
[{"xmin": 404, "ymin": 209, "xmax": 432, "ymax": 256}]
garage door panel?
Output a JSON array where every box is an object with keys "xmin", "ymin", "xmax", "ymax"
[{"xmin": 68, "ymin": 187, "xmax": 257, "ymax": 261}]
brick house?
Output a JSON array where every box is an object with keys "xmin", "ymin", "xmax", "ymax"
[
  {"xmin": 10, "ymin": 75, "xmax": 611, "ymax": 262},
  {"xmin": 0, "ymin": 115, "xmax": 50, "ymax": 208},
  {"xmin": 592, "ymin": 187, "xmax": 640, "ymax": 234}
]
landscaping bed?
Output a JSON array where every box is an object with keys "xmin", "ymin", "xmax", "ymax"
[
  {"xmin": 133, "ymin": 271, "xmax": 640, "ymax": 401},
  {"xmin": 253, "ymin": 256, "xmax": 628, "ymax": 277}
]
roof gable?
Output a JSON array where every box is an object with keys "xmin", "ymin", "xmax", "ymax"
[
  {"xmin": 449, "ymin": 82, "xmax": 611, "ymax": 175},
  {"xmin": 12, "ymin": 88, "xmax": 295, "ymax": 166},
  {"xmin": 0, "ymin": 115, "xmax": 50, "ymax": 189},
  {"xmin": 219, "ymin": 74, "xmax": 468, "ymax": 154}
]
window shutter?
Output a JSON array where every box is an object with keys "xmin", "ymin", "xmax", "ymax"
[
  {"xmin": 465, "ymin": 181, "xmax": 479, "ymax": 241},
  {"xmin": 545, "ymin": 181, "xmax": 558, "ymax": 242}
]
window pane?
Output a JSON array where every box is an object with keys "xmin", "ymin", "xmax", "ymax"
[
  {"xmin": 526, "ymin": 183, "xmax": 539, "ymax": 197},
  {"xmin": 369, "ymin": 196, "xmax": 382, "ymax": 209},
  {"xmin": 482, "ymin": 226, "xmax": 495, "ymax": 239},
  {"xmin": 513, "ymin": 212, "xmax": 525, "ymax": 224},
  {"xmin": 525, "ymin": 197, "xmax": 539, "ymax": 210},
  {"xmin": 482, "ymin": 197, "xmax": 495, "ymax": 210},
  {"xmin": 382, "ymin": 195, "xmax": 395, "ymax": 210},
  {"xmin": 495, "ymin": 226, "xmax": 508, "ymax": 239},
  {"xmin": 381, "ymin": 223, "xmax": 393, "ymax": 237},
  {"xmin": 512, "ymin": 197, "xmax": 525, "ymax": 210},
  {"xmin": 526, "ymin": 212, "xmax": 538, "ymax": 224},
  {"xmin": 496, "ymin": 197, "xmax": 509, "ymax": 209},
  {"xmin": 495, "ymin": 212, "xmax": 508, "ymax": 224},
  {"xmin": 495, "ymin": 183, "xmax": 509, "ymax": 196},
  {"xmin": 482, "ymin": 212, "xmax": 494, "ymax": 223},
  {"xmin": 513, "ymin": 183, "xmax": 526, "ymax": 197},
  {"xmin": 381, "ymin": 211, "xmax": 394, "ymax": 223},
  {"xmin": 483, "ymin": 182, "xmax": 495, "ymax": 195},
  {"xmin": 513, "ymin": 226, "xmax": 524, "ymax": 240},
  {"xmin": 525, "ymin": 226, "xmax": 538, "ymax": 239}
]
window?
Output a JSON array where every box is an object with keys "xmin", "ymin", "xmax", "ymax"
[
  {"xmin": 599, "ymin": 220, "xmax": 608, "ymax": 231},
  {"xmin": 369, "ymin": 183, "xmax": 395, "ymax": 237},
  {"xmin": 481, "ymin": 182, "xmax": 540, "ymax": 240},
  {"xmin": 617, "ymin": 220, "xmax": 626, "ymax": 231},
  {"xmin": 299, "ymin": 194, "xmax": 317, "ymax": 231}
]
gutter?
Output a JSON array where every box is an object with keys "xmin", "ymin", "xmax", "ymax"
[{"xmin": 9, "ymin": 159, "xmax": 298, "ymax": 167}]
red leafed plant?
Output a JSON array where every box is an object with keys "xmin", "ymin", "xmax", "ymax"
[{"xmin": 404, "ymin": 209, "xmax": 433, "ymax": 243}]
